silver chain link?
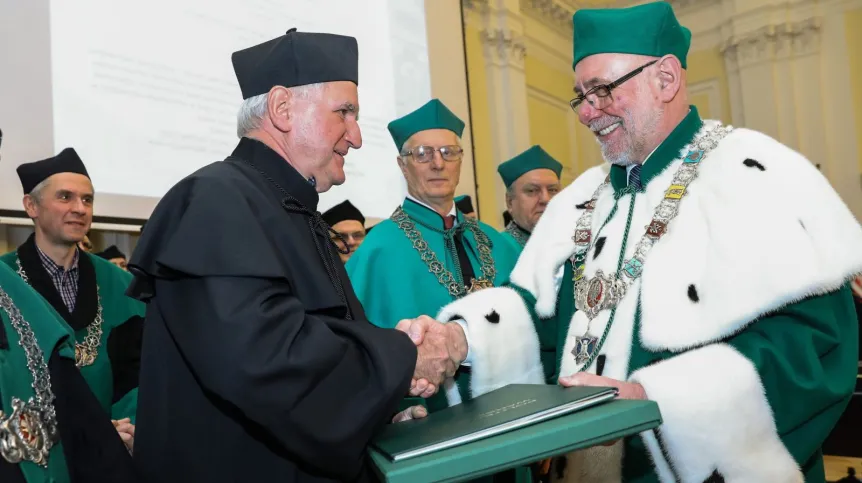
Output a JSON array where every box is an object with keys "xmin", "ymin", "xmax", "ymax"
[
  {"xmin": 0, "ymin": 286, "xmax": 59, "ymax": 467},
  {"xmin": 391, "ymin": 207, "xmax": 497, "ymax": 297},
  {"xmin": 15, "ymin": 258, "xmax": 103, "ymax": 367}
]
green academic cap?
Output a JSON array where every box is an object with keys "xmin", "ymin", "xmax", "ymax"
[
  {"xmin": 387, "ymin": 99, "xmax": 465, "ymax": 151},
  {"xmin": 497, "ymin": 145, "xmax": 563, "ymax": 188},
  {"xmin": 572, "ymin": 2, "xmax": 691, "ymax": 69}
]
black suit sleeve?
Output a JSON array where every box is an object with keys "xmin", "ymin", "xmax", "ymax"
[{"xmin": 155, "ymin": 274, "xmax": 417, "ymax": 479}]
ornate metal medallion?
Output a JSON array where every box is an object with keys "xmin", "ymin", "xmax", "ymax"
[
  {"xmin": 0, "ymin": 288, "xmax": 59, "ymax": 467},
  {"xmin": 572, "ymin": 334, "xmax": 599, "ymax": 365},
  {"xmin": 0, "ymin": 398, "xmax": 54, "ymax": 466},
  {"xmin": 568, "ymin": 123, "xmax": 733, "ymax": 366}
]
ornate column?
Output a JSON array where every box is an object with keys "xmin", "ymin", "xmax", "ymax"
[{"xmin": 477, "ymin": 0, "xmax": 531, "ymax": 216}]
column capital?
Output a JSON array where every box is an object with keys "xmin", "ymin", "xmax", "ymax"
[{"xmin": 481, "ymin": 29, "xmax": 527, "ymax": 68}]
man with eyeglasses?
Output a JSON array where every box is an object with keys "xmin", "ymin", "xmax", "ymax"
[
  {"xmin": 497, "ymin": 145, "xmax": 563, "ymax": 252},
  {"xmin": 398, "ymin": 2, "xmax": 861, "ymax": 482},
  {"xmin": 346, "ymin": 99, "xmax": 520, "ymax": 413},
  {"xmin": 322, "ymin": 199, "xmax": 367, "ymax": 263}
]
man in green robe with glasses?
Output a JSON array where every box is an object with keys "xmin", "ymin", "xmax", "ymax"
[
  {"xmin": 347, "ymin": 99, "xmax": 523, "ymax": 413},
  {"xmin": 401, "ymin": 3, "xmax": 861, "ymax": 482}
]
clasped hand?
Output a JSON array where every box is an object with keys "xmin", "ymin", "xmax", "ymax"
[{"xmin": 395, "ymin": 315, "xmax": 468, "ymax": 399}]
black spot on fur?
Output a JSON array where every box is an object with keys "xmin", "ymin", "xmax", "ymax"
[
  {"xmin": 575, "ymin": 200, "xmax": 591, "ymax": 210},
  {"xmin": 485, "ymin": 310, "xmax": 500, "ymax": 324},
  {"xmin": 799, "ymin": 220, "xmax": 806, "ymax": 231},
  {"xmin": 704, "ymin": 470, "xmax": 726, "ymax": 483},
  {"xmin": 596, "ymin": 355, "xmax": 606, "ymax": 376},
  {"xmin": 593, "ymin": 237, "xmax": 607, "ymax": 260},
  {"xmin": 687, "ymin": 284, "xmax": 699, "ymax": 303},
  {"xmin": 743, "ymin": 158, "xmax": 765, "ymax": 171},
  {"xmin": 446, "ymin": 315, "xmax": 462, "ymax": 323}
]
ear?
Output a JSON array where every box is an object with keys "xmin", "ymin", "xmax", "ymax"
[
  {"xmin": 22, "ymin": 195, "xmax": 39, "ymax": 219},
  {"xmin": 656, "ymin": 55, "xmax": 683, "ymax": 103},
  {"xmin": 267, "ymin": 86, "xmax": 293, "ymax": 134},
  {"xmin": 396, "ymin": 154, "xmax": 408, "ymax": 178}
]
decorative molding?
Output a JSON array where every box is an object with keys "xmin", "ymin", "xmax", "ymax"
[
  {"xmin": 519, "ymin": 0, "xmax": 573, "ymax": 37},
  {"xmin": 528, "ymin": 84, "xmax": 570, "ymax": 107},
  {"xmin": 462, "ymin": 0, "xmax": 490, "ymax": 13},
  {"xmin": 481, "ymin": 29, "xmax": 528, "ymax": 68},
  {"xmin": 720, "ymin": 17, "xmax": 822, "ymax": 69}
]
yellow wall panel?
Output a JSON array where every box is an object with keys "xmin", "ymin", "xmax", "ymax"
[
  {"xmin": 690, "ymin": 92, "xmax": 712, "ymax": 120},
  {"xmin": 846, "ymin": 8, "xmax": 862, "ymax": 174},
  {"xmin": 528, "ymin": 94, "xmax": 572, "ymax": 181},
  {"xmin": 525, "ymin": 55, "xmax": 573, "ymax": 101},
  {"xmin": 685, "ymin": 48, "xmax": 731, "ymax": 123}
]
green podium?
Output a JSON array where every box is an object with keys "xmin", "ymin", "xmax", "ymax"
[{"xmin": 370, "ymin": 385, "xmax": 662, "ymax": 483}]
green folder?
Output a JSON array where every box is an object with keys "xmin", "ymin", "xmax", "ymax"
[{"xmin": 369, "ymin": 385, "xmax": 662, "ymax": 483}]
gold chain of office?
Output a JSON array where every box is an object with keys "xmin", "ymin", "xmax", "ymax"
[{"xmin": 391, "ymin": 207, "xmax": 496, "ymax": 297}]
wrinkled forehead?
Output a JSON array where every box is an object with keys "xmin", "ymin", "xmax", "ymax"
[
  {"xmin": 573, "ymin": 53, "xmax": 643, "ymax": 93},
  {"xmin": 404, "ymin": 129, "xmax": 460, "ymax": 150},
  {"xmin": 323, "ymin": 80, "xmax": 359, "ymax": 104}
]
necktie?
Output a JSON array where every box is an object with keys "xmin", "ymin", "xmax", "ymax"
[
  {"xmin": 443, "ymin": 215, "xmax": 456, "ymax": 230},
  {"xmin": 629, "ymin": 164, "xmax": 643, "ymax": 190}
]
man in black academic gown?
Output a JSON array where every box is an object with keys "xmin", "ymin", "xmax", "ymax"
[{"xmin": 126, "ymin": 29, "xmax": 466, "ymax": 483}]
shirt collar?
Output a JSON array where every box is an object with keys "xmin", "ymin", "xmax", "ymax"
[
  {"xmin": 36, "ymin": 244, "xmax": 79, "ymax": 274},
  {"xmin": 403, "ymin": 195, "xmax": 459, "ymax": 229},
  {"xmin": 613, "ymin": 106, "xmax": 702, "ymax": 192}
]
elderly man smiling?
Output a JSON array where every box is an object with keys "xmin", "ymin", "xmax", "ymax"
[{"xmin": 398, "ymin": 2, "xmax": 862, "ymax": 482}]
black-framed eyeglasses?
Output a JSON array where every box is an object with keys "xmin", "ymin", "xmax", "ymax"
[
  {"xmin": 569, "ymin": 60, "xmax": 658, "ymax": 112},
  {"xmin": 400, "ymin": 145, "xmax": 463, "ymax": 164}
]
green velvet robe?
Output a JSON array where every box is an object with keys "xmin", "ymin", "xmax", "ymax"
[
  {"xmin": 1, "ymin": 237, "xmax": 145, "ymax": 423},
  {"xmin": 0, "ymin": 263, "xmax": 74, "ymax": 483},
  {"xmin": 500, "ymin": 222, "xmax": 529, "ymax": 255},
  {"xmin": 505, "ymin": 108, "xmax": 859, "ymax": 482},
  {"xmin": 347, "ymin": 198, "xmax": 519, "ymax": 412}
]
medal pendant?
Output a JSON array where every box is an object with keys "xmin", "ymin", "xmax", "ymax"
[
  {"xmin": 572, "ymin": 334, "xmax": 599, "ymax": 365},
  {"xmin": 74, "ymin": 345, "xmax": 95, "ymax": 367},
  {"xmin": 0, "ymin": 398, "xmax": 53, "ymax": 467},
  {"xmin": 466, "ymin": 278, "xmax": 493, "ymax": 294}
]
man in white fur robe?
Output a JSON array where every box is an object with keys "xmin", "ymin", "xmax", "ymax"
[{"xmin": 402, "ymin": 2, "xmax": 862, "ymax": 482}]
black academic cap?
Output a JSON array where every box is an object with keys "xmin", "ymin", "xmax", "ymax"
[
  {"xmin": 455, "ymin": 195, "xmax": 474, "ymax": 215},
  {"xmin": 16, "ymin": 148, "xmax": 90, "ymax": 194},
  {"xmin": 322, "ymin": 200, "xmax": 365, "ymax": 227},
  {"xmin": 231, "ymin": 28, "xmax": 359, "ymax": 100},
  {"xmin": 96, "ymin": 245, "xmax": 126, "ymax": 261}
]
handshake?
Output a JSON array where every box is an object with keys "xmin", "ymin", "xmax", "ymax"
[{"xmin": 396, "ymin": 315, "xmax": 469, "ymax": 399}]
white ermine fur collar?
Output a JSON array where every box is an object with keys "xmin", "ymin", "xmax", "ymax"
[{"xmin": 510, "ymin": 120, "xmax": 862, "ymax": 350}]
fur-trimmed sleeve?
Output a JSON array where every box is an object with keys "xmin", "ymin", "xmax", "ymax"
[
  {"xmin": 629, "ymin": 286, "xmax": 858, "ymax": 482},
  {"xmin": 437, "ymin": 287, "xmax": 545, "ymax": 400}
]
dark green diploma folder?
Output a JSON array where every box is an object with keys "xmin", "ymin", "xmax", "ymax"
[{"xmin": 369, "ymin": 384, "xmax": 662, "ymax": 483}]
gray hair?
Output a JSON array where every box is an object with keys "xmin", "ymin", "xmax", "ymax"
[
  {"xmin": 235, "ymin": 83, "xmax": 326, "ymax": 138},
  {"xmin": 28, "ymin": 178, "xmax": 51, "ymax": 203}
]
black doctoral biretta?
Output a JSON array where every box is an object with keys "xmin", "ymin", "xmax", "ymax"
[
  {"xmin": 231, "ymin": 28, "xmax": 359, "ymax": 99},
  {"xmin": 97, "ymin": 245, "xmax": 127, "ymax": 261},
  {"xmin": 16, "ymin": 147, "xmax": 90, "ymax": 194},
  {"xmin": 322, "ymin": 200, "xmax": 365, "ymax": 227}
]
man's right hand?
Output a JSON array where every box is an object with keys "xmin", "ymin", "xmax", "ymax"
[{"xmin": 396, "ymin": 315, "xmax": 468, "ymax": 395}]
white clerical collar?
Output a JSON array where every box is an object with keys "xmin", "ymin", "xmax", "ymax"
[{"xmin": 405, "ymin": 194, "xmax": 458, "ymax": 224}]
